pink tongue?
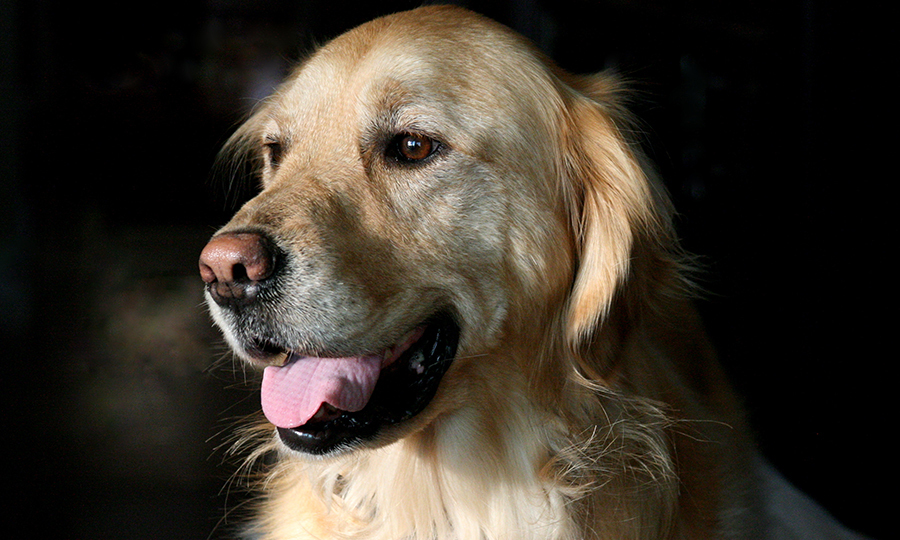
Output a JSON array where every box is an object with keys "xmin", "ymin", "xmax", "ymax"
[{"xmin": 261, "ymin": 354, "xmax": 382, "ymax": 429}]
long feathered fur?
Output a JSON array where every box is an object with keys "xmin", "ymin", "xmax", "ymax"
[{"xmin": 206, "ymin": 6, "xmax": 755, "ymax": 539}]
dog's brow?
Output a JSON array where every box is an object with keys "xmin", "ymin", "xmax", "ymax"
[{"xmin": 357, "ymin": 85, "xmax": 447, "ymax": 152}]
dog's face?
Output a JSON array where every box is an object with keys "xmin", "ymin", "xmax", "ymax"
[{"xmin": 201, "ymin": 7, "xmax": 658, "ymax": 457}]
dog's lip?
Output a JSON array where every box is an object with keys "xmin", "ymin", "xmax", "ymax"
[
  {"xmin": 246, "ymin": 326, "xmax": 426, "ymax": 369},
  {"xmin": 277, "ymin": 326, "xmax": 426, "ymax": 370},
  {"xmin": 245, "ymin": 336, "xmax": 290, "ymax": 364}
]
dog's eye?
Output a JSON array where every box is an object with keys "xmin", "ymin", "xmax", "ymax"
[
  {"xmin": 264, "ymin": 140, "xmax": 284, "ymax": 169},
  {"xmin": 390, "ymin": 133, "xmax": 439, "ymax": 163}
]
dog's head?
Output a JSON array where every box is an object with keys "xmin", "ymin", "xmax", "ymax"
[{"xmin": 200, "ymin": 6, "xmax": 675, "ymax": 456}]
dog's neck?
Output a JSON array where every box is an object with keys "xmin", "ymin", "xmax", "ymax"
[
  {"xmin": 251, "ymin": 372, "xmax": 577, "ymax": 539},
  {"xmin": 251, "ymin": 359, "xmax": 685, "ymax": 540}
]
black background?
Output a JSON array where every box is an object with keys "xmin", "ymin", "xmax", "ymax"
[{"xmin": 1, "ymin": 1, "xmax": 887, "ymax": 538}]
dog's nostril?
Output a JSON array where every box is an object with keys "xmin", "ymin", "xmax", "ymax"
[
  {"xmin": 199, "ymin": 232, "xmax": 276, "ymax": 304},
  {"xmin": 230, "ymin": 263, "xmax": 249, "ymax": 282},
  {"xmin": 199, "ymin": 260, "xmax": 219, "ymax": 284}
]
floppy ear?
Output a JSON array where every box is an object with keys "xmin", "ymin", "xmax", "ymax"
[
  {"xmin": 211, "ymin": 106, "xmax": 271, "ymax": 211},
  {"xmin": 561, "ymin": 77, "xmax": 669, "ymax": 344}
]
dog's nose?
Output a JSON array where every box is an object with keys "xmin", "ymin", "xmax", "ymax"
[{"xmin": 199, "ymin": 232, "xmax": 276, "ymax": 306}]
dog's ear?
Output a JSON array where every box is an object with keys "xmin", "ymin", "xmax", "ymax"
[
  {"xmin": 561, "ymin": 76, "xmax": 673, "ymax": 345},
  {"xmin": 211, "ymin": 106, "xmax": 274, "ymax": 211}
]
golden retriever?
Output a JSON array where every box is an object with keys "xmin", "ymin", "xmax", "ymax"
[{"xmin": 199, "ymin": 6, "xmax": 759, "ymax": 539}]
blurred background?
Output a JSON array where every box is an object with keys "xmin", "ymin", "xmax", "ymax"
[{"xmin": 1, "ymin": 1, "xmax": 886, "ymax": 538}]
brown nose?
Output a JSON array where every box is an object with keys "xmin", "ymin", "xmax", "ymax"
[{"xmin": 199, "ymin": 232, "xmax": 276, "ymax": 306}]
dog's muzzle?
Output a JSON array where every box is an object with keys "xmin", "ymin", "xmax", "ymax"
[{"xmin": 199, "ymin": 231, "xmax": 460, "ymax": 455}]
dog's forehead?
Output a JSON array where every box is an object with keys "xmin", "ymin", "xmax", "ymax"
[{"xmin": 268, "ymin": 11, "xmax": 549, "ymax": 131}]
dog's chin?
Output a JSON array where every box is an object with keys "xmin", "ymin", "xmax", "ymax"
[{"xmin": 250, "ymin": 314, "xmax": 460, "ymax": 456}]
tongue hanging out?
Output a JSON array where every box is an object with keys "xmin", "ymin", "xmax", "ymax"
[
  {"xmin": 260, "ymin": 328, "xmax": 426, "ymax": 429},
  {"xmin": 261, "ymin": 354, "xmax": 382, "ymax": 428}
]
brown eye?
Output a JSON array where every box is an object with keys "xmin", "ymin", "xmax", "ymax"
[
  {"xmin": 392, "ymin": 133, "xmax": 438, "ymax": 162},
  {"xmin": 264, "ymin": 140, "xmax": 284, "ymax": 169}
]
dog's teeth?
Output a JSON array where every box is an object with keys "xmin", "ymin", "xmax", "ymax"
[
  {"xmin": 311, "ymin": 407, "xmax": 325, "ymax": 421},
  {"xmin": 311, "ymin": 403, "xmax": 339, "ymax": 421},
  {"xmin": 410, "ymin": 350, "xmax": 425, "ymax": 374}
]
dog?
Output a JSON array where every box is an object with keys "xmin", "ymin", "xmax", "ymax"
[{"xmin": 199, "ymin": 6, "xmax": 760, "ymax": 539}]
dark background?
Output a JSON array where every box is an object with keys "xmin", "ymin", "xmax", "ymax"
[{"xmin": 1, "ymin": 1, "xmax": 887, "ymax": 538}]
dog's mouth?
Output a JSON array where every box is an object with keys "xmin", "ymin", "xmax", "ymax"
[{"xmin": 258, "ymin": 314, "xmax": 459, "ymax": 455}]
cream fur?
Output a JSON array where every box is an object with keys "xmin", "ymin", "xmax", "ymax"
[{"xmin": 206, "ymin": 6, "xmax": 757, "ymax": 540}]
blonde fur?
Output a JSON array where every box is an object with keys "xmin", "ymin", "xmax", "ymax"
[{"xmin": 205, "ymin": 6, "xmax": 756, "ymax": 539}]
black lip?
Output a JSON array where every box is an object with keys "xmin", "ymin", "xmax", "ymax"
[
  {"xmin": 276, "ymin": 314, "xmax": 459, "ymax": 455},
  {"xmin": 247, "ymin": 335, "xmax": 286, "ymax": 358}
]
